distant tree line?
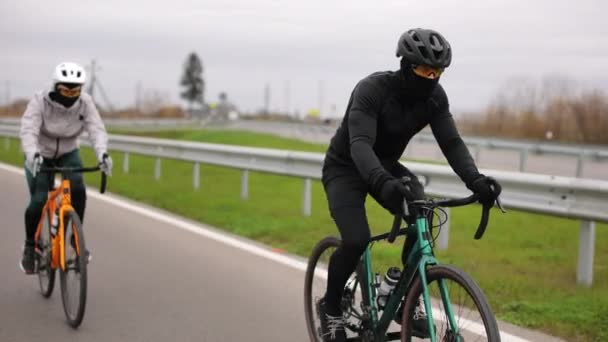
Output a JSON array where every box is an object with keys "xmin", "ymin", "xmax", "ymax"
[{"xmin": 458, "ymin": 77, "xmax": 608, "ymax": 145}]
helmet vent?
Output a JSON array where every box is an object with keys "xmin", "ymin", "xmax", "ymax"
[
  {"xmin": 418, "ymin": 46, "xmax": 430, "ymax": 60},
  {"xmin": 397, "ymin": 28, "xmax": 452, "ymax": 68},
  {"xmin": 61, "ymin": 70, "xmax": 68, "ymax": 77}
]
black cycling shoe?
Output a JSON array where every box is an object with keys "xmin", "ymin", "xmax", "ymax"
[
  {"xmin": 317, "ymin": 298, "xmax": 347, "ymax": 342},
  {"xmin": 395, "ymin": 299, "xmax": 435, "ymax": 338},
  {"xmin": 20, "ymin": 244, "xmax": 37, "ymax": 275}
]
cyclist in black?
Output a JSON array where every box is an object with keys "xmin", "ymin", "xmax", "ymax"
[{"xmin": 317, "ymin": 28, "xmax": 501, "ymax": 341}]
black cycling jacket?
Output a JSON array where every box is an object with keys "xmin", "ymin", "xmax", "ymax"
[{"xmin": 325, "ymin": 70, "xmax": 481, "ymax": 194}]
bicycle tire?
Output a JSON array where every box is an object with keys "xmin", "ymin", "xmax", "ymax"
[
  {"xmin": 60, "ymin": 210, "xmax": 87, "ymax": 328},
  {"xmin": 304, "ymin": 236, "xmax": 341, "ymax": 341},
  {"xmin": 304, "ymin": 236, "xmax": 373, "ymax": 341},
  {"xmin": 37, "ymin": 208, "xmax": 56, "ymax": 298},
  {"xmin": 401, "ymin": 265, "xmax": 500, "ymax": 342}
]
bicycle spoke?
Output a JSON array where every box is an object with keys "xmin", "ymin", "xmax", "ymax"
[{"xmin": 403, "ymin": 266, "xmax": 499, "ymax": 341}]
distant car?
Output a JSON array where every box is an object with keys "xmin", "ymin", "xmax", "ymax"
[{"xmin": 228, "ymin": 110, "xmax": 239, "ymax": 121}]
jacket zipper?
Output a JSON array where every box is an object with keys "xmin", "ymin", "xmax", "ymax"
[{"xmin": 53, "ymin": 138, "xmax": 60, "ymax": 159}]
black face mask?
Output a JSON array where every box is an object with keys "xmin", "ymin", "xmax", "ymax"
[
  {"xmin": 400, "ymin": 59, "xmax": 439, "ymax": 100},
  {"xmin": 49, "ymin": 84, "xmax": 80, "ymax": 108}
]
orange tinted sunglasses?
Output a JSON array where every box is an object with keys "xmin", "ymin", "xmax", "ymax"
[
  {"xmin": 57, "ymin": 84, "xmax": 82, "ymax": 98},
  {"xmin": 412, "ymin": 65, "xmax": 444, "ymax": 80}
]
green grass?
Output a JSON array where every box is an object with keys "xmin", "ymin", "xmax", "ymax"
[
  {"xmin": 112, "ymin": 129, "xmax": 329, "ymax": 153},
  {"xmin": 2, "ymin": 133, "xmax": 607, "ymax": 342}
]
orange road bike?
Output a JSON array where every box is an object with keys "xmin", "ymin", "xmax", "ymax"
[{"xmin": 34, "ymin": 165, "xmax": 106, "ymax": 328}]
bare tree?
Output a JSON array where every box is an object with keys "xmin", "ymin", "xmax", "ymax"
[{"xmin": 463, "ymin": 77, "xmax": 608, "ymax": 144}]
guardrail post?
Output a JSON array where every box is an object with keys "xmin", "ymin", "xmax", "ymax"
[
  {"xmin": 303, "ymin": 178, "xmax": 312, "ymax": 217},
  {"xmin": 576, "ymin": 154, "xmax": 584, "ymax": 178},
  {"xmin": 155, "ymin": 157, "xmax": 161, "ymax": 180},
  {"xmin": 4, "ymin": 137, "xmax": 9, "ymax": 150},
  {"xmin": 577, "ymin": 220, "xmax": 595, "ymax": 286},
  {"xmin": 241, "ymin": 170, "xmax": 249, "ymax": 200},
  {"xmin": 193, "ymin": 162, "xmax": 200, "ymax": 190},
  {"xmin": 123, "ymin": 152, "xmax": 129, "ymax": 174},
  {"xmin": 519, "ymin": 149, "xmax": 529, "ymax": 172},
  {"xmin": 437, "ymin": 207, "xmax": 450, "ymax": 250}
]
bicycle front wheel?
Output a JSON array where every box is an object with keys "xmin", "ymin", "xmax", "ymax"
[
  {"xmin": 304, "ymin": 236, "xmax": 371, "ymax": 341},
  {"xmin": 60, "ymin": 210, "xmax": 87, "ymax": 328},
  {"xmin": 37, "ymin": 208, "xmax": 56, "ymax": 298},
  {"xmin": 401, "ymin": 265, "xmax": 500, "ymax": 342}
]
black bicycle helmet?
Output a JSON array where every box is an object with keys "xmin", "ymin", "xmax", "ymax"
[{"xmin": 396, "ymin": 28, "xmax": 452, "ymax": 68}]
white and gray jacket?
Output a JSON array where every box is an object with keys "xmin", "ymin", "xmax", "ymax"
[{"xmin": 20, "ymin": 91, "xmax": 108, "ymax": 161}]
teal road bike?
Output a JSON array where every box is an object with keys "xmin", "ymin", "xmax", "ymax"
[{"xmin": 304, "ymin": 180, "xmax": 505, "ymax": 341}]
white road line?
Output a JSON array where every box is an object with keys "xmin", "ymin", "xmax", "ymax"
[{"xmin": 0, "ymin": 161, "xmax": 529, "ymax": 342}]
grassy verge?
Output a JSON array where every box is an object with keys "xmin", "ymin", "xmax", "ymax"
[
  {"xmin": 112, "ymin": 129, "xmax": 330, "ymax": 153},
  {"xmin": 2, "ymin": 134, "xmax": 607, "ymax": 341}
]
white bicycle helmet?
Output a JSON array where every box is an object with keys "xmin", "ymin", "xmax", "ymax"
[{"xmin": 52, "ymin": 62, "xmax": 87, "ymax": 85}]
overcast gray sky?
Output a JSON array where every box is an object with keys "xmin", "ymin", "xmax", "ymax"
[{"xmin": 1, "ymin": 0, "xmax": 607, "ymax": 117}]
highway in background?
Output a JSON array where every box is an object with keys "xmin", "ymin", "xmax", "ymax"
[{"xmin": 222, "ymin": 120, "xmax": 608, "ymax": 181}]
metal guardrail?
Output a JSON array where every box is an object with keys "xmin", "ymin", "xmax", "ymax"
[
  {"xmin": 1, "ymin": 124, "xmax": 606, "ymax": 286},
  {"xmin": 3, "ymin": 117, "xmax": 607, "ymax": 169},
  {"xmin": 0, "ymin": 117, "xmax": 201, "ymax": 128},
  {"xmin": 411, "ymin": 134, "xmax": 608, "ymax": 176}
]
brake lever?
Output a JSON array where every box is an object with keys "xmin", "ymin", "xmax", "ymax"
[
  {"xmin": 399, "ymin": 176, "xmax": 412, "ymax": 217},
  {"xmin": 402, "ymin": 198, "xmax": 410, "ymax": 217},
  {"xmin": 495, "ymin": 196, "xmax": 507, "ymax": 213}
]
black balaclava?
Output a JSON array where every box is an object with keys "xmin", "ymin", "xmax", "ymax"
[
  {"xmin": 49, "ymin": 83, "xmax": 80, "ymax": 108},
  {"xmin": 399, "ymin": 58, "xmax": 439, "ymax": 100}
]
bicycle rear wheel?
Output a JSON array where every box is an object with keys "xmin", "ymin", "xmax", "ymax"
[
  {"xmin": 37, "ymin": 208, "xmax": 56, "ymax": 298},
  {"xmin": 304, "ymin": 236, "xmax": 371, "ymax": 341},
  {"xmin": 60, "ymin": 210, "xmax": 87, "ymax": 328},
  {"xmin": 401, "ymin": 265, "xmax": 500, "ymax": 342}
]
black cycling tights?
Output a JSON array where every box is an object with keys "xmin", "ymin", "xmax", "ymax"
[
  {"xmin": 24, "ymin": 150, "xmax": 86, "ymax": 246},
  {"xmin": 322, "ymin": 162, "xmax": 421, "ymax": 313},
  {"xmin": 323, "ymin": 171, "xmax": 373, "ymax": 312}
]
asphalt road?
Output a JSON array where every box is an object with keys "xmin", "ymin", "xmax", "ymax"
[{"xmin": 0, "ymin": 164, "xmax": 566, "ymax": 342}]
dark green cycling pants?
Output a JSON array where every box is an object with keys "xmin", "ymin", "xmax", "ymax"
[{"xmin": 24, "ymin": 149, "xmax": 86, "ymax": 246}]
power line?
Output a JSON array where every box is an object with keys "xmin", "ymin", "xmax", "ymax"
[
  {"xmin": 87, "ymin": 59, "xmax": 100, "ymax": 97},
  {"xmin": 95, "ymin": 78, "xmax": 115, "ymax": 113},
  {"xmin": 86, "ymin": 59, "xmax": 115, "ymax": 114}
]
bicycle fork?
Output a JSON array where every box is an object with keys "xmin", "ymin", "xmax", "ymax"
[
  {"xmin": 417, "ymin": 257, "xmax": 461, "ymax": 342},
  {"xmin": 414, "ymin": 215, "xmax": 460, "ymax": 342}
]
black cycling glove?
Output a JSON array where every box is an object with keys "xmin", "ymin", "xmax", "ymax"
[{"xmin": 468, "ymin": 175, "xmax": 502, "ymax": 205}]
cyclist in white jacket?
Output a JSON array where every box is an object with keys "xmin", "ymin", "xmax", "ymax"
[{"xmin": 19, "ymin": 62, "xmax": 113, "ymax": 274}]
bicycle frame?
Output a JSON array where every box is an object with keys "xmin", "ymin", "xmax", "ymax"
[
  {"xmin": 360, "ymin": 216, "xmax": 459, "ymax": 342},
  {"xmin": 34, "ymin": 178, "xmax": 81, "ymax": 272}
]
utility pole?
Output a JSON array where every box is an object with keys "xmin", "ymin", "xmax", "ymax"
[
  {"xmin": 6, "ymin": 81, "xmax": 10, "ymax": 105},
  {"xmin": 264, "ymin": 83, "xmax": 270, "ymax": 115},
  {"xmin": 318, "ymin": 80, "xmax": 325, "ymax": 117},
  {"xmin": 283, "ymin": 80, "xmax": 290, "ymax": 117},
  {"xmin": 4, "ymin": 81, "xmax": 10, "ymax": 115},
  {"xmin": 87, "ymin": 59, "xmax": 99, "ymax": 98},
  {"xmin": 135, "ymin": 81, "xmax": 142, "ymax": 112}
]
